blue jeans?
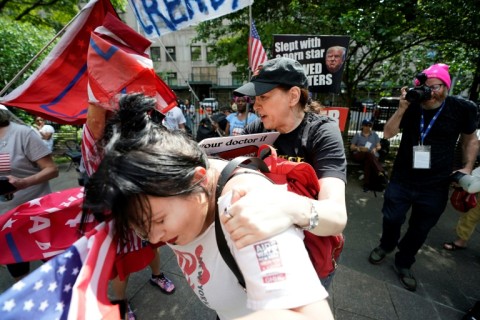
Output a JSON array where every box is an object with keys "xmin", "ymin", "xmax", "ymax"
[{"xmin": 380, "ymin": 180, "xmax": 449, "ymax": 269}]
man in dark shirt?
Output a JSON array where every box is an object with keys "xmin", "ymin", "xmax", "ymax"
[{"xmin": 368, "ymin": 63, "xmax": 478, "ymax": 291}]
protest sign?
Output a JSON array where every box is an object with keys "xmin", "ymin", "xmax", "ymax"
[
  {"xmin": 199, "ymin": 132, "xmax": 280, "ymax": 159},
  {"xmin": 321, "ymin": 107, "xmax": 349, "ymax": 132},
  {"xmin": 273, "ymin": 35, "xmax": 349, "ymax": 94},
  {"xmin": 129, "ymin": 0, "xmax": 253, "ymax": 39}
]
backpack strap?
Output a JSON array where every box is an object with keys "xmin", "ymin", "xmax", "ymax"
[
  {"xmin": 301, "ymin": 120, "xmax": 314, "ymax": 151},
  {"xmin": 215, "ymin": 156, "xmax": 269, "ymax": 289}
]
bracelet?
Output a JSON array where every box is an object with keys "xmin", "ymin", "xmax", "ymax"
[{"xmin": 300, "ymin": 200, "xmax": 319, "ymax": 231}]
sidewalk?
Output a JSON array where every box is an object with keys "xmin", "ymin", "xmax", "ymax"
[{"xmin": 1, "ymin": 165, "xmax": 479, "ymax": 319}]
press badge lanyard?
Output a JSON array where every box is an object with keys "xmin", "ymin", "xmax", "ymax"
[{"xmin": 413, "ymin": 101, "xmax": 445, "ymax": 169}]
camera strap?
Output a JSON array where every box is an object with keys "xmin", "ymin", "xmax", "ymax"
[{"xmin": 419, "ymin": 101, "xmax": 445, "ymax": 145}]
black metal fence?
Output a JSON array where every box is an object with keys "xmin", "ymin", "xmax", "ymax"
[{"xmin": 345, "ymin": 97, "xmax": 401, "ymax": 148}]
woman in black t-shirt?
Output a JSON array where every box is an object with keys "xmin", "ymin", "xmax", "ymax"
[{"xmin": 220, "ymin": 57, "xmax": 347, "ymax": 288}]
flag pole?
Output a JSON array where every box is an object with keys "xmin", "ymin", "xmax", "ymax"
[
  {"xmin": 245, "ymin": 4, "xmax": 253, "ymax": 129},
  {"xmin": 248, "ymin": 4, "xmax": 253, "ymax": 80},
  {"xmin": 0, "ymin": 7, "xmax": 86, "ymax": 97}
]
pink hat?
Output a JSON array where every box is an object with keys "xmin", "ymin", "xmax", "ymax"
[{"xmin": 414, "ymin": 63, "xmax": 451, "ymax": 89}]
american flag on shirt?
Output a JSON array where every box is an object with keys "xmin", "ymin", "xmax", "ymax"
[
  {"xmin": 0, "ymin": 153, "xmax": 10, "ymax": 172},
  {"xmin": 249, "ymin": 20, "xmax": 268, "ymax": 71},
  {"xmin": 0, "ymin": 221, "xmax": 119, "ymax": 320}
]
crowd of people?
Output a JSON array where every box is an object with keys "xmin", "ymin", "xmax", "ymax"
[{"xmin": 1, "ymin": 57, "xmax": 479, "ymax": 319}]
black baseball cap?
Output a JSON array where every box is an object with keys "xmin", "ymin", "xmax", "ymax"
[{"xmin": 233, "ymin": 57, "xmax": 308, "ymax": 97}]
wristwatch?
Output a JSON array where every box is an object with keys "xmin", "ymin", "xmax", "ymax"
[{"xmin": 301, "ymin": 200, "xmax": 319, "ymax": 231}]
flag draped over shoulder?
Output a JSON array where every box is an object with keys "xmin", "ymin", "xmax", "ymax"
[
  {"xmin": 249, "ymin": 20, "xmax": 268, "ymax": 71},
  {"xmin": 129, "ymin": 0, "xmax": 253, "ymax": 39},
  {"xmin": 0, "ymin": 221, "xmax": 119, "ymax": 320},
  {"xmin": 0, "ymin": 187, "xmax": 96, "ymax": 264},
  {"xmin": 0, "ymin": 0, "xmax": 117, "ymax": 125}
]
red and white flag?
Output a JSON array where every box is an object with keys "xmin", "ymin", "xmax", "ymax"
[
  {"xmin": 0, "ymin": 0, "xmax": 117, "ymax": 125},
  {"xmin": 0, "ymin": 187, "xmax": 95, "ymax": 264},
  {"xmin": 0, "ymin": 221, "xmax": 119, "ymax": 320},
  {"xmin": 81, "ymin": 12, "xmax": 178, "ymax": 176},
  {"xmin": 87, "ymin": 13, "xmax": 177, "ymax": 113},
  {"xmin": 249, "ymin": 20, "xmax": 268, "ymax": 71}
]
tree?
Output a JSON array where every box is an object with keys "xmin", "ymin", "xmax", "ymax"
[
  {"xmin": 0, "ymin": 0, "xmax": 127, "ymax": 30},
  {"xmin": 0, "ymin": 16, "xmax": 56, "ymax": 91},
  {"xmin": 415, "ymin": 0, "xmax": 480, "ymax": 101},
  {"xmin": 194, "ymin": 0, "xmax": 480, "ymax": 105}
]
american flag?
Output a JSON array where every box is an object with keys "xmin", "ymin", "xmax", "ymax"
[
  {"xmin": 0, "ymin": 153, "xmax": 10, "ymax": 173},
  {"xmin": 0, "ymin": 221, "xmax": 119, "ymax": 320},
  {"xmin": 249, "ymin": 20, "xmax": 268, "ymax": 71}
]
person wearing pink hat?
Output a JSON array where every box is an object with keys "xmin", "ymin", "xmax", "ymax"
[{"xmin": 368, "ymin": 63, "xmax": 479, "ymax": 291}]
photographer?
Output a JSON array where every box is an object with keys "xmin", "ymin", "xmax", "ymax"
[{"xmin": 368, "ymin": 63, "xmax": 478, "ymax": 291}]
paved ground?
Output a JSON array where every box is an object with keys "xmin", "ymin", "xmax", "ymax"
[{"xmin": 1, "ymin": 164, "xmax": 479, "ymax": 319}]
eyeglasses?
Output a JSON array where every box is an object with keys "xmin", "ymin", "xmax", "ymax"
[
  {"xmin": 35, "ymin": 119, "xmax": 44, "ymax": 122},
  {"xmin": 427, "ymin": 84, "xmax": 444, "ymax": 92}
]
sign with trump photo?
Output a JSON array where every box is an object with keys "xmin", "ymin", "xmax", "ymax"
[{"xmin": 273, "ymin": 35, "xmax": 349, "ymax": 94}]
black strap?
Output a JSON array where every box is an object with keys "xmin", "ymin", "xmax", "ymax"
[
  {"xmin": 293, "ymin": 117, "xmax": 314, "ymax": 158},
  {"xmin": 215, "ymin": 156, "xmax": 269, "ymax": 289}
]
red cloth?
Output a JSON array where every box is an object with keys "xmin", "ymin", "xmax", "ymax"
[
  {"xmin": 0, "ymin": 221, "xmax": 120, "ymax": 319},
  {"xmin": 249, "ymin": 20, "xmax": 268, "ymax": 72},
  {"xmin": 87, "ymin": 13, "xmax": 177, "ymax": 113},
  {"xmin": 0, "ymin": 187, "xmax": 93, "ymax": 264},
  {"xmin": 0, "ymin": 0, "xmax": 118, "ymax": 124}
]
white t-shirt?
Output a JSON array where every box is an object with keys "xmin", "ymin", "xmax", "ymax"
[
  {"xmin": 37, "ymin": 124, "xmax": 55, "ymax": 151},
  {"xmin": 162, "ymin": 106, "xmax": 186, "ymax": 131},
  {"xmin": 168, "ymin": 192, "xmax": 327, "ymax": 320}
]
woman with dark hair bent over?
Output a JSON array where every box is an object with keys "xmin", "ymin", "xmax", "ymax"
[{"xmin": 82, "ymin": 93, "xmax": 333, "ymax": 320}]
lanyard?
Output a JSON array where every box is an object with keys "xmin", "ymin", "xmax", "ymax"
[{"xmin": 419, "ymin": 101, "xmax": 445, "ymax": 145}]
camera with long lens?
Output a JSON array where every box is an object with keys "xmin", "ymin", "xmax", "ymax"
[{"xmin": 405, "ymin": 73, "xmax": 432, "ymax": 103}]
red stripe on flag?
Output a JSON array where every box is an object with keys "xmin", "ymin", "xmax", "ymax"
[
  {"xmin": 249, "ymin": 20, "xmax": 268, "ymax": 71},
  {"xmin": 70, "ymin": 222, "xmax": 118, "ymax": 319},
  {"xmin": 81, "ymin": 123, "xmax": 101, "ymax": 177}
]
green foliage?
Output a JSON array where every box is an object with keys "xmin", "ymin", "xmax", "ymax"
[
  {"xmin": 0, "ymin": 0, "xmax": 78, "ymax": 31},
  {"xmin": 0, "ymin": 16, "xmax": 56, "ymax": 92}
]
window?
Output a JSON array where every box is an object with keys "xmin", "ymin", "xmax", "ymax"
[
  {"xmin": 231, "ymin": 72, "xmax": 243, "ymax": 86},
  {"xmin": 150, "ymin": 47, "xmax": 161, "ymax": 61},
  {"xmin": 166, "ymin": 72, "xmax": 177, "ymax": 86},
  {"xmin": 165, "ymin": 46, "xmax": 176, "ymax": 61},
  {"xmin": 206, "ymin": 46, "xmax": 214, "ymax": 63},
  {"xmin": 192, "ymin": 67, "xmax": 217, "ymax": 82},
  {"xmin": 191, "ymin": 46, "xmax": 201, "ymax": 61}
]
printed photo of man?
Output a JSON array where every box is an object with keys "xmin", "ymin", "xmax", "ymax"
[{"xmin": 326, "ymin": 46, "xmax": 346, "ymax": 73}]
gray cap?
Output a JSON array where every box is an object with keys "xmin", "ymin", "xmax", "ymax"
[{"xmin": 234, "ymin": 57, "xmax": 308, "ymax": 97}]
